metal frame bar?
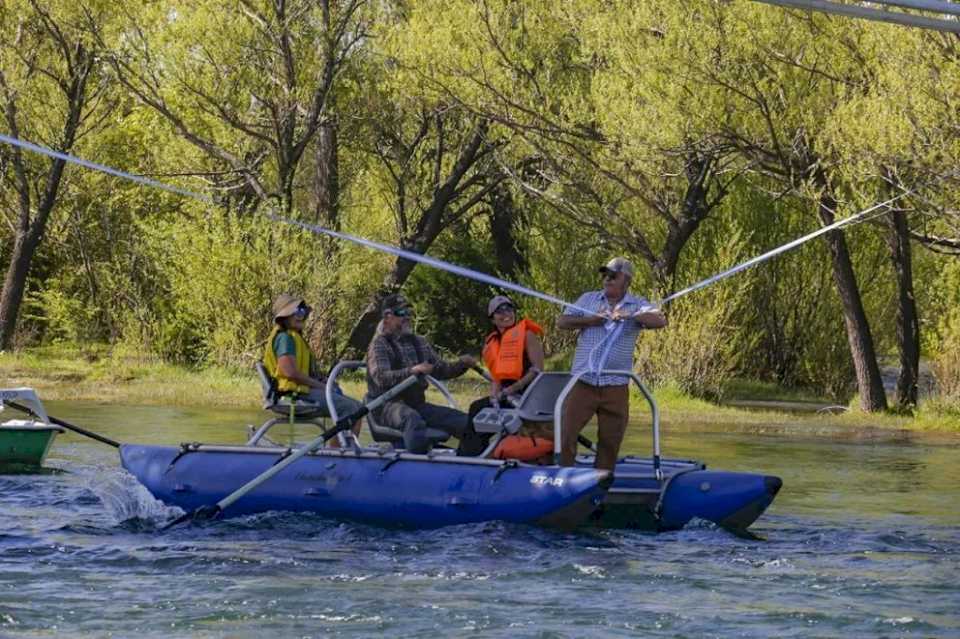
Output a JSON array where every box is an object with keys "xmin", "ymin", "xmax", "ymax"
[
  {"xmin": 245, "ymin": 417, "xmax": 327, "ymax": 446},
  {"xmin": 870, "ymin": 0, "xmax": 960, "ymax": 16},
  {"xmin": 167, "ymin": 442, "xmax": 523, "ymax": 467},
  {"xmin": 326, "ymin": 360, "xmax": 458, "ymax": 447},
  {"xmin": 552, "ymin": 371, "xmax": 662, "ymax": 480},
  {"xmin": 750, "ymin": 0, "xmax": 960, "ymax": 32}
]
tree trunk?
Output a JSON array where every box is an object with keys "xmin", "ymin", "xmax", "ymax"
[
  {"xmin": 654, "ymin": 154, "xmax": 715, "ymax": 289},
  {"xmin": 0, "ymin": 232, "xmax": 40, "ymax": 349},
  {"xmin": 816, "ymin": 187, "xmax": 887, "ymax": 411},
  {"xmin": 339, "ymin": 121, "xmax": 492, "ymax": 359},
  {"xmin": 886, "ymin": 209, "xmax": 920, "ymax": 409},
  {"xmin": 314, "ymin": 121, "xmax": 339, "ymax": 228},
  {"xmin": 488, "ymin": 184, "xmax": 525, "ymax": 278}
]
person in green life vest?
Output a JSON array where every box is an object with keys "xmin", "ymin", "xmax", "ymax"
[{"xmin": 263, "ymin": 293, "xmax": 363, "ymax": 439}]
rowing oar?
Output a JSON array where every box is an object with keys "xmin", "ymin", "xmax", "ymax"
[
  {"xmin": 5, "ymin": 400, "xmax": 120, "ymax": 448},
  {"xmin": 471, "ymin": 365, "xmax": 596, "ymax": 452},
  {"xmin": 160, "ymin": 374, "xmax": 422, "ymax": 531}
]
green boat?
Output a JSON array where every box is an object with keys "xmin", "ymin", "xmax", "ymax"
[{"xmin": 1, "ymin": 388, "xmax": 64, "ymax": 470}]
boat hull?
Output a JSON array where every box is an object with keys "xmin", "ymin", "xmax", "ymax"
[
  {"xmin": 0, "ymin": 426, "xmax": 62, "ymax": 470},
  {"xmin": 581, "ymin": 456, "xmax": 782, "ymax": 532},
  {"xmin": 121, "ymin": 444, "xmax": 612, "ymax": 529}
]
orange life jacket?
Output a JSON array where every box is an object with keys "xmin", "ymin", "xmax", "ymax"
[
  {"xmin": 492, "ymin": 435, "xmax": 554, "ymax": 463},
  {"xmin": 483, "ymin": 318, "xmax": 544, "ymax": 383}
]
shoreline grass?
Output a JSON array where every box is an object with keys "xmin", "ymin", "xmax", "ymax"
[{"xmin": 2, "ymin": 345, "xmax": 957, "ymax": 434}]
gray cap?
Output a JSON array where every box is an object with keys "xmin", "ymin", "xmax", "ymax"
[
  {"xmin": 487, "ymin": 294, "xmax": 516, "ymax": 316},
  {"xmin": 599, "ymin": 257, "xmax": 635, "ymax": 278}
]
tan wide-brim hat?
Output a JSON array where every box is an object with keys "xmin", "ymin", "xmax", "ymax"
[{"xmin": 272, "ymin": 293, "xmax": 304, "ymax": 320}]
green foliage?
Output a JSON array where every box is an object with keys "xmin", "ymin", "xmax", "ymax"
[
  {"xmin": 931, "ymin": 307, "xmax": 960, "ymax": 412},
  {"xmin": 3, "ymin": 0, "xmax": 960, "ymax": 418},
  {"xmin": 403, "ymin": 221, "xmax": 497, "ymax": 356},
  {"xmin": 132, "ymin": 206, "xmax": 340, "ymax": 368},
  {"xmin": 635, "ymin": 229, "xmax": 758, "ymax": 400}
]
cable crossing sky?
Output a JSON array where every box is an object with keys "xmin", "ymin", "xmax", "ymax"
[{"xmin": 0, "ymin": 133, "xmax": 925, "ymax": 318}]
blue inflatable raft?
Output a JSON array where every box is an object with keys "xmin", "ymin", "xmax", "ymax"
[
  {"xmin": 121, "ymin": 444, "xmax": 612, "ymax": 528},
  {"xmin": 120, "ymin": 366, "xmax": 782, "ymax": 532}
]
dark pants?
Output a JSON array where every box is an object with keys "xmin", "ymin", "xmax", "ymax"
[
  {"xmin": 559, "ymin": 381, "xmax": 629, "ymax": 471},
  {"xmin": 302, "ymin": 387, "xmax": 363, "ymax": 423},
  {"xmin": 456, "ymin": 397, "xmax": 513, "ymax": 457},
  {"xmin": 377, "ymin": 400, "xmax": 468, "ymax": 454},
  {"xmin": 300, "ymin": 387, "xmax": 364, "ymax": 439}
]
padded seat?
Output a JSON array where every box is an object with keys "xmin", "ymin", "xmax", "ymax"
[
  {"xmin": 473, "ymin": 372, "xmax": 571, "ymax": 434},
  {"xmin": 255, "ymin": 362, "xmax": 328, "ymax": 421},
  {"xmin": 363, "ymin": 394, "xmax": 450, "ymax": 448}
]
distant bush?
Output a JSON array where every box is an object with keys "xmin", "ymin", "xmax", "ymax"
[
  {"xmin": 634, "ymin": 233, "xmax": 757, "ymax": 401},
  {"xmin": 635, "ymin": 287, "xmax": 755, "ymax": 401},
  {"xmin": 133, "ymin": 207, "xmax": 340, "ymax": 368},
  {"xmin": 931, "ymin": 308, "xmax": 960, "ymax": 411}
]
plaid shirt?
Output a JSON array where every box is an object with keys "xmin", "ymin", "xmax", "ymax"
[
  {"xmin": 366, "ymin": 329, "xmax": 468, "ymax": 399},
  {"xmin": 563, "ymin": 290, "xmax": 650, "ymax": 386}
]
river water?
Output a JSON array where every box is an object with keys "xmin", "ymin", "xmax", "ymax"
[{"xmin": 1, "ymin": 401, "xmax": 958, "ymax": 638}]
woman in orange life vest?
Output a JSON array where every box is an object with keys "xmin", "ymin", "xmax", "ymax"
[{"xmin": 456, "ymin": 295, "xmax": 545, "ymax": 457}]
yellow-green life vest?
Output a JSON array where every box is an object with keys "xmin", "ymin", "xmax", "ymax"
[{"xmin": 263, "ymin": 326, "xmax": 314, "ymax": 395}]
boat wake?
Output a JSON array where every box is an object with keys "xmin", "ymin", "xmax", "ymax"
[{"xmin": 78, "ymin": 465, "xmax": 183, "ymax": 528}]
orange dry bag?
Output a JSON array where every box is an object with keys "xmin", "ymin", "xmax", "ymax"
[{"xmin": 492, "ymin": 435, "xmax": 554, "ymax": 462}]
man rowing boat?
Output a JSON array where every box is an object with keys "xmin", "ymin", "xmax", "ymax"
[{"xmin": 366, "ymin": 293, "xmax": 477, "ymax": 453}]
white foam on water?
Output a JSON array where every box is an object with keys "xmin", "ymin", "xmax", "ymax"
[
  {"xmin": 882, "ymin": 616, "xmax": 917, "ymax": 626},
  {"xmin": 573, "ymin": 564, "xmax": 607, "ymax": 578},
  {"xmin": 83, "ymin": 466, "xmax": 182, "ymax": 524}
]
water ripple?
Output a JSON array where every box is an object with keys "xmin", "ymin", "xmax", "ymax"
[{"xmin": 1, "ymin": 424, "xmax": 958, "ymax": 638}]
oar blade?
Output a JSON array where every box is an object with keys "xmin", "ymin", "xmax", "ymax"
[{"xmin": 159, "ymin": 504, "xmax": 223, "ymax": 531}]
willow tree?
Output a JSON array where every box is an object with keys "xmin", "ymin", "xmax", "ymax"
[
  {"xmin": 647, "ymin": 0, "xmax": 900, "ymax": 411},
  {"xmin": 100, "ymin": 0, "xmax": 367, "ymax": 217},
  {"xmin": 0, "ymin": 0, "xmax": 116, "ymax": 349},
  {"xmin": 388, "ymin": 0, "xmax": 739, "ymax": 295},
  {"xmin": 822, "ymin": 23, "xmax": 960, "ymax": 409},
  {"xmin": 338, "ymin": 14, "xmax": 509, "ymax": 355}
]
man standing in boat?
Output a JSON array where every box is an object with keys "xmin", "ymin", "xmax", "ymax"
[
  {"xmin": 264, "ymin": 293, "xmax": 364, "ymax": 436},
  {"xmin": 556, "ymin": 257, "xmax": 667, "ymax": 470},
  {"xmin": 366, "ymin": 293, "xmax": 477, "ymax": 453}
]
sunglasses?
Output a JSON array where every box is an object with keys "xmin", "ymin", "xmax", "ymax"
[
  {"xmin": 292, "ymin": 303, "xmax": 311, "ymax": 320},
  {"xmin": 390, "ymin": 307, "xmax": 413, "ymax": 318},
  {"xmin": 602, "ymin": 271, "xmax": 621, "ymax": 281},
  {"xmin": 494, "ymin": 303, "xmax": 516, "ymax": 314}
]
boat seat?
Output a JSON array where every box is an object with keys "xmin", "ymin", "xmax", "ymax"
[
  {"xmin": 473, "ymin": 372, "xmax": 571, "ymax": 435},
  {"xmin": 255, "ymin": 362, "xmax": 328, "ymax": 421},
  {"xmin": 363, "ymin": 394, "xmax": 450, "ymax": 448}
]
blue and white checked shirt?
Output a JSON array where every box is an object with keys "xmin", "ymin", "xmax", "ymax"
[{"xmin": 564, "ymin": 291, "xmax": 650, "ymax": 386}]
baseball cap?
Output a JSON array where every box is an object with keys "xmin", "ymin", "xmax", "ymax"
[
  {"xmin": 599, "ymin": 257, "xmax": 635, "ymax": 278},
  {"xmin": 381, "ymin": 293, "xmax": 411, "ymax": 316},
  {"xmin": 487, "ymin": 294, "xmax": 516, "ymax": 317}
]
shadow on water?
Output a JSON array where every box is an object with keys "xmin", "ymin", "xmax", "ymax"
[{"xmin": 0, "ymin": 463, "xmax": 65, "ymax": 475}]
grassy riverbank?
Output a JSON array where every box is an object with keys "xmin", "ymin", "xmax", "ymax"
[{"xmin": 2, "ymin": 345, "xmax": 958, "ymax": 433}]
